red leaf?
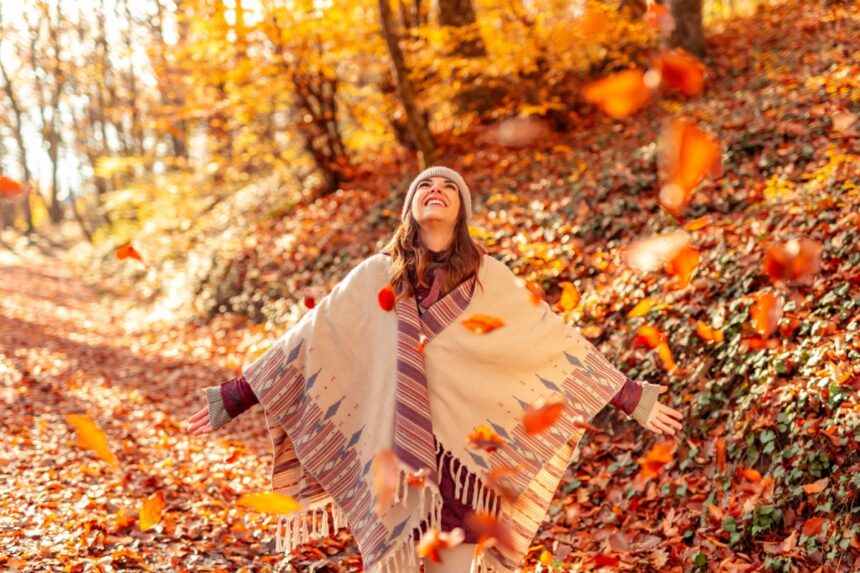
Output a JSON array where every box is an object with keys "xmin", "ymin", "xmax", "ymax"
[
  {"xmin": 592, "ymin": 554, "xmax": 621, "ymax": 567},
  {"xmin": 378, "ymin": 284, "xmax": 396, "ymax": 312},
  {"xmin": 801, "ymin": 517, "xmax": 827, "ymax": 537},
  {"xmin": 116, "ymin": 243, "xmax": 143, "ymax": 261},
  {"xmin": 0, "ymin": 176, "xmax": 26, "ymax": 199},
  {"xmin": 656, "ymin": 49, "xmax": 705, "ymax": 97}
]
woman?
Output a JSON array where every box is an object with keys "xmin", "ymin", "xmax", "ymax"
[{"xmin": 185, "ymin": 166, "xmax": 683, "ymax": 572}]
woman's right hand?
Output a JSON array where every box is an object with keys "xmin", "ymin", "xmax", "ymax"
[{"xmin": 185, "ymin": 404, "xmax": 214, "ymax": 435}]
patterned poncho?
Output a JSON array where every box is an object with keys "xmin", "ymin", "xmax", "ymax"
[{"xmin": 241, "ymin": 253, "xmax": 632, "ymax": 572}]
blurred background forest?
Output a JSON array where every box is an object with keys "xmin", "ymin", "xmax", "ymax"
[{"xmin": 1, "ymin": 0, "xmax": 859, "ymax": 571}]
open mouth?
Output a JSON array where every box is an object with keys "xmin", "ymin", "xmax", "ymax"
[{"xmin": 425, "ymin": 197, "xmax": 446, "ymax": 207}]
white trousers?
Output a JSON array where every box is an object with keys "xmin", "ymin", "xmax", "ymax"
[{"xmin": 423, "ymin": 543, "xmax": 478, "ymax": 573}]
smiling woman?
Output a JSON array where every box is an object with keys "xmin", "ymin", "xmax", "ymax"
[{"xmin": 184, "ymin": 165, "xmax": 682, "ymax": 572}]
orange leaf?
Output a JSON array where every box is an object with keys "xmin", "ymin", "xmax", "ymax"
[
  {"xmin": 406, "ymin": 468, "xmax": 429, "ymax": 488},
  {"xmin": 116, "ymin": 243, "xmax": 143, "ymax": 262},
  {"xmin": 623, "ymin": 229, "xmax": 690, "ymax": 272},
  {"xmin": 524, "ymin": 280, "xmax": 545, "ymax": 306},
  {"xmin": 627, "ymin": 297, "xmax": 657, "ymax": 318},
  {"xmin": 371, "ymin": 449, "xmax": 400, "ymax": 513},
  {"xmin": 655, "ymin": 341, "xmax": 678, "ymax": 373},
  {"xmin": 0, "ymin": 176, "xmax": 26, "ymax": 199},
  {"xmin": 644, "ymin": 3, "xmax": 675, "ymax": 34},
  {"xmin": 467, "ymin": 425, "xmax": 506, "ymax": 453},
  {"xmin": 801, "ymin": 517, "xmax": 827, "ymax": 537},
  {"xmin": 659, "ymin": 119, "xmax": 721, "ymax": 215},
  {"xmin": 571, "ymin": 416, "xmax": 602, "ymax": 433},
  {"xmin": 139, "ymin": 491, "xmax": 165, "ymax": 532},
  {"xmin": 583, "ymin": 69, "xmax": 652, "ymax": 119},
  {"xmin": 465, "ymin": 511, "xmax": 514, "ymax": 553},
  {"xmin": 741, "ymin": 468, "xmax": 762, "ymax": 482},
  {"xmin": 557, "ymin": 281, "xmax": 580, "ymax": 311},
  {"xmin": 695, "ymin": 320, "xmax": 724, "ymax": 343},
  {"xmin": 749, "ymin": 292, "xmax": 784, "ymax": 338},
  {"xmin": 65, "ymin": 414, "xmax": 119, "ymax": 469},
  {"xmin": 664, "ymin": 244, "xmax": 700, "ymax": 288},
  {"xmin": 461, "ymin": 314, "xmax": 505, "ymax": 335},
  {"xmin": 633, "ymin": 325, "xmax": 665, "ymax": 349},
  {"xmin": 237, "ymin": 492, "xmax": 301, "ymax": 515},
  {"xmin": 637, "ymin": 441, "xmax": 674, "ymax": 478},
  {"xmin": 378, "ymin": 284, "xmax": 396, "ymax": 311},
  {"xmin": 522, "ymin": 395, "xmax": 565, "ymax": 435},
  {"xmin": 416, "ymin": 527, "xmax": 465, "ymax": 563},
  {"xmin": 656, "ymin": 49, "xmax": 705, "ymax": 97},
  {"xmin": 801, "ymin": 477, "xmax": 828, "ymax": 494},
  {"xmin": 763, "ymin": 238, "xmax": 822, "ymax": 283},
  {"xmin": 486, "ymin": 465, "xmax": 522, "ymax": 502},
  {"xmin": 715, "ymin": 437, "xmax": 726, "ymax": 472}
]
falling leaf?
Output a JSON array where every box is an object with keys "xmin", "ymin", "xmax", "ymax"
[
  {"xmin": 0, "ymin": 176, "xmax": 26, "ymax": 199},
  {"xmin": 522, "ymin": 395, "xmax": 565, "ymax": 435},
  {"xmin": 655, "ymin": 341, "xmax": 678, "ymax": 373},
  {"xmin": 467, "ymin": 425, "xmax": 506, "ymax": 452},
  {"xmin": 655, "ymin": 49, "xmax": 705, "ymax": 97},
  {"xmin": 627, "ymin": 297, "xmax": 667, "ymax": 318},
  {"xmin": 525, "ymin": 280, "xmax": 545, "ymax": 306},
  {"xmin": 664, "ymin": 244, "xmax": 700, "ymax": 288},
  {"xmin": 116, "ymin": 243, "xmax": 143, "ymax": 262},
  {"xmin": 570, "ymin": 416, "xmax": 602, "ymax": 433},
  {"xmin": 416, "ymin": 527, "xmax": 465, "ymax": 563},
  {"xmin": 465, "ymin": 511, "xmax": 515, "ymax": 553},
  {"xmin": 749, "ymin": 292, "xmax": 784, "ymax": 338},
  {"xmin": 658, "ymin": 119, "xmax": 722, "ymax": 215},
  {"xmin": 371, "ymin": 449, "xmax": 400, "ymax": 513},
  {"xmin": 696, "ymin": 320, "xmax": 724, "ymax": 343},
  {"xmin": 139, "ymin": 491, "xmax": 165, "ymax": 531},
  {"xmin": 406, "ymin": 468, "xmax": 429, "ymax": 488},
  {"xmin": 637, "ymin": 441, "xmax": 674, "ymax": 478},
  {"xmin": 644, "ymin": 3, "xmax": 675, "ymax": 34},
  {"xmin": 237, "ymin": 492, "xmax": 302, "ymax": 515},
  {"xmin": 417, "ymin": 333, "xmax": 428, "ymax": 354},
  {"xmin": 461, "ymin": 314, "xmax": 505, "ymax": 334},
  {"xmin": 801, "ymin": 477, "xmax": 828, "ymax": 494},
  {"xmin": 763, "ymin": 238, "xmax": 822, "ymax": 282},
  {"xmin": 623, "ymin": 229, "xmax": 690, "ymax": 273},
  {"xmin": 378, "ymin": 284, "xmax": 396, "ymax": 311},
  {"xmin": 486, "ymin": 465, "xmax": 522, "ymax": 502},
  {"xmin": 633, "ymin": 325, "xmax": 665, "ymax": 349},
  {"xmin": 303, "ymin": 296, "xmax": 315, "ymax": 309},
  {"xmin": 583, "ymin": 69, "xmax": 652, "ymax": 119},
  {"xmin": 557, "ymin": 282, "xmax": 580, "ymax": 311},
  {"xmin": 66, "ymin": 414, "xmax": 119, "ymax": 469}
]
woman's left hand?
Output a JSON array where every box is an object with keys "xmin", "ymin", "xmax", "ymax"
[{"xmin": 643, "ymin": 385, "xmax": 683, "ymax": 436}]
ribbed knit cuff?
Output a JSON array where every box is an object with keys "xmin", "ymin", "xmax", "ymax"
[
  {"xmin": 206, "ymin": 386, "xmax": 232, "ymax": 431},
  {"xmin": 631, "ymin": 382, "xmax": 660, "ymax": 427}
]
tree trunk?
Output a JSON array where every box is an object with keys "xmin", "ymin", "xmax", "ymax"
[
  {"xmin": 437, "ymin": 0, "xmax": 486, "ymax": 58},
  {"xmin": 669, "ymin": 0, "xmax": 705, "ymax": 58},
  {"xmin": 378, "ymin": 0, "xmax": 435, "ymax": 168}
]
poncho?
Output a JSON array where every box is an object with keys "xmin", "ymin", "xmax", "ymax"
[{"xmin": 236, "ymin": 253, "xmax": 639, "ymax": 572}]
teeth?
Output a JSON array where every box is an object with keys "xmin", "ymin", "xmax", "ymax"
[{"xmin": 427, "ymin": 200, "xmax": 444, "ymax": 206}]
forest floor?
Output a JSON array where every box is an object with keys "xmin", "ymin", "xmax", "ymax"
[{"xmin": 2, "ymin": 1, "xmax": 860, "ymax": 572}]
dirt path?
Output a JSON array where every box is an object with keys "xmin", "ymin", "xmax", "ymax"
[{"xmin": 0, "ymin": 250, "xmax": 360, "ymax": 572}]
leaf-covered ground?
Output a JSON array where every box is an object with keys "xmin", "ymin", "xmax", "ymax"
[{"xmin": 3, "ymin": 2, "xmax": 859, "ymax": 572}]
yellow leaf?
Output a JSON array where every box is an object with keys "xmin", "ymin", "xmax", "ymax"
[
  {"xmin": 237, "ymin": 492, "xmax": 302, "ymax": 515},
  {"xmin": 139, "ymin": 491, "xmax": 165, "ymax": 531},
  {"xmin": 65, "ymin": 414, "xmax": 119, "ymax": 469}
]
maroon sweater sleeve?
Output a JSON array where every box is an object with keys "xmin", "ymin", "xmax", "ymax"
[
  {"xmin": 609, "ymin": 376, "xmax": 643, "ymax": 415},
  {"xmin": 220, "ymin": 375, "xmax": 259, "ymax": 418}
]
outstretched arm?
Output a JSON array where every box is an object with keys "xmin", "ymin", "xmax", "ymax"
[
  {"xmin": 609, "ymin": 377, "xmax": 681, "ymax": 435},
  {"xmin": 185, "ymin": 374, "xmax": 258, "ymax": 435}
]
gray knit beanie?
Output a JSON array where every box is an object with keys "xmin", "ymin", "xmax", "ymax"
[{"xmin": 402, "ymin": 166, "xmax": 472, "ymax": 220}]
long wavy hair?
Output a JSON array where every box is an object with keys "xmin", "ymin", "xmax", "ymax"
[{"xmin": 382, "ymin": 199, "xmax": 484, "ymax": 301}]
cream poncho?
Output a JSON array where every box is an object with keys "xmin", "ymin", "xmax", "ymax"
[{"xmin": 241, "ymin": 253, "xmax": 632, "ymax": 572}]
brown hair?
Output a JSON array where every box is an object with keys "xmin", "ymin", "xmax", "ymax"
[{"xmin": 382, "ymin": 201, "xmax": 484, "ymax": 301}]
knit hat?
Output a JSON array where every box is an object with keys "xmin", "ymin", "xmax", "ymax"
[{"xmin": 402, "ymin": 166, "xmax": 472, "ymax": 220}]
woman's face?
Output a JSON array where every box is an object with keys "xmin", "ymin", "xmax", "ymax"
[{"xmin": 410, "ymin": 176, "xmax": 461, "ymax": 227}]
